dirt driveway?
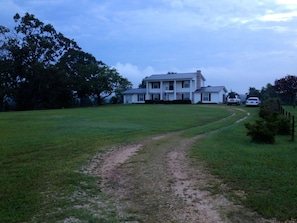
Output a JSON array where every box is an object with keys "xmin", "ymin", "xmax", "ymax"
[{"xmin": 80, "ymin": 131, "xmax": 283, "ymax": 223}]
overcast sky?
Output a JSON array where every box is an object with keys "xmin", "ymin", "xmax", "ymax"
[{"xmin": 1, "ymin": 0, "xmax": 297, "ymax": 93}]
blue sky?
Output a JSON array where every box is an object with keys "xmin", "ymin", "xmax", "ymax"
[{"xmin": 1, "ymin": 0, "xmax": 297, "ymax": 93}]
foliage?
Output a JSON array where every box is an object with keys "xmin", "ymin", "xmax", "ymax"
[
  {"xmin": 247, "ymin": 87, "xmax": 261, "ymax": 98},
  {"xmin": 245, "ymin": 85, "xmax": 278, "ymax": 103},
  {"xmin": 275, "ymin": 115, "xmax": 291, "ymax": 135},
  {"xmin": 192, "ymin": 114, "xmax": 297, "ymax": 221},
  {"xmin": 90, "ymin": 66, "xmax": 132, "ymax": 105},
  {"xmin": 245, "ymin": 119, "xmax": 276, "ymax": 144},
  {"xmin": 259, "ymin": 98, "xmax": 280, "ymax": 120},
  {"xmin": 138, "ymin": 77, "xmax": 147, "ymax": 88},
  {"xmin": 110, "ymin": 96, "xmax": 118, "ymax": 104},
  {"xmin": 260, "ymin": 83, "xmax": 278, "ymax": 101},
  {"xmin": 4, "ymin": 13, "xmax": 80, "ymax": 110},
  {"xmin": 259, "ymin": 98, "xmax": 291, "ymax": 135},
  {"xmin": 0, "ymin": 13, "xmax": 131, "ymax": 110},
  {"xmin": 145, "ymin": 99, "xmax": 192, "ymax": 104},
  {"xmin": 274, "ymin": 75, "xmax": 297, "ymax": 107},
  {"xmin": 246, "ymin": 98, "xmax": 291, "ymax": 143},
  {"xmin": 226, "ymin": 91, "xmax": 239, "ymax": 98}
]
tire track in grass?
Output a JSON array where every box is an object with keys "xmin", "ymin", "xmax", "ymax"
[{"xmin": 80, "ymin": 107, "xmax": 281, "ymax": 222}]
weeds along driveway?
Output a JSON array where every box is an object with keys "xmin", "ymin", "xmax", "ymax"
[{"xmin": 76, "ymin": 107, "xmax": 285, "ymax": 223}]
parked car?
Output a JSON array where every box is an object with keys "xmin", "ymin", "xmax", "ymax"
[
  {"xmin": 226, "ymin": 93, "xmax": 241, "ymax": 105},
  {"xmin": 245, "ymin": 97, "xmax": 261, "ymax": 107}
]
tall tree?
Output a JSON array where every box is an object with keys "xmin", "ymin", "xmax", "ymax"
[
  {"xmin": 57, "ymin": 49, "xmax": 98, "ymax": 106},
  {"xmin": 260, "ymin": 83, "xmax": 277, "ymax": 102},
  {"xmin": 114, "ymin": 76, "xmax": 132, "ymax": 104},
  {"xmin": 247, "ymin": 87, "xmax": 261, "ymax": 99},
  {"xmin": 1, "ymin": 13, "xmax": 80, "ymax": 110},
  {"xmin": 58, "ymin": 50, "xmax": 132, "ymax": 106},
  {"xmin": 90, "ymin": 64, "xmax": 132, "ymax": 105},
  {"xmin": 138, "ymin": 77, "xmax": 147, "ymax": 88},
  {"xmin": 274, "ymin": 75, "xmax": 297, "ymax": 107},
  {"xmin": 1, "ymin": 12, "xmax": 132, "ymax": 110},
  {"xmin": 0, "ymin": 25, "xmax": 17, "ymax": 110}
]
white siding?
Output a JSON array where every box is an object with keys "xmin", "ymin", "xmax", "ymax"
[{"xmin": 124, "ymin": 95, "xmax": 132, "ymax": 104}]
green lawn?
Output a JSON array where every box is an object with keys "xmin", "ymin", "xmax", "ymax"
[
  {"xmin": 1, "ymin": 104, "xmax": 296, "ymax": 222},
  {"xmin": 191, "ymin": 106, "xmax": 297, "ymax": 221},
  {"xmin": 0, "ymin": 104, "xmax": 233, "ymax": 222}
]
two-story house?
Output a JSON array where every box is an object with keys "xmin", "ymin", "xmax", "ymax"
[{"xmin": 123, "ymin": 70, "xmax": 227, "ymax": 104}]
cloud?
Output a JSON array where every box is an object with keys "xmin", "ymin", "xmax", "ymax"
[
  {"xmin": 259, "ymin": 11, "xmax": 297, "ymax": 22},
  {"xmin": 276, "ymin": 0, "xmax": 297, "ymax": 9},
  {"xmin": 2, "ymin": 0, "xmax": 297, "ymax": 95},
  {"xmin": 0, "ymin": 0, "xmax": 24, "ymax": 27},
  {"xmin": 114, "ymin": 63, "xmax": 156, "ymax": 88}
]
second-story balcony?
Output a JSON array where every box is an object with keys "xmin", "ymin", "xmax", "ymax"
[{"xmin": 165, "ymin": 86, "xmax": 174, "ymax": 92}]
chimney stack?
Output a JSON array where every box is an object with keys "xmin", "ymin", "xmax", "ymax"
[{"xmin": 196, "ymin": 70, "xmax": 201, "ymax": 89}]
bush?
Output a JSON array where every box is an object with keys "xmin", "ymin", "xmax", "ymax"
[
  {"xmin": 245, "ymin": 119, "xmax": 276, "ymax": 144},
  {"xmin": 275, "ymin": 115, "xmax": 291, "ymax": 135},
  {"xmin": 145, "ymin": 100, "xmax": 191, "ymax": 104},
  {"xmin": 110, "ymin": 96, "xmax": 118, "ymax": 104},
  {"xmin": 246, "ymin": 98, "xmax": 292, "ymax": 143},
  {"xmin": 145, "ymin": 100, "xmax": 164, "ymax": 104},
  {"xmin": 259, "ymin": 98, "xmax": 280, "ymax": 120}
]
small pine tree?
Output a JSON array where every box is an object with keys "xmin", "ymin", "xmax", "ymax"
[{"xmin": 245, "ymin": 120, "xmax": 276, "ymax": 144}]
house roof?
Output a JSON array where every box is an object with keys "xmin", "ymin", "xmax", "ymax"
[
  {"xmin": 144, "ymin": 72, "xmax": 206, "ymax": 81},
  {"xmin": 196, "ymin": 86, "xmax": 227, "ymax": 93},
  {"xmin": 122, "ymin": 88, "xmax": 146, "ymax": 95}
]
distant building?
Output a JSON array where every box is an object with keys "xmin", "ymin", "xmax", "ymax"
[{"xmin": 123, "ymin": 70, "xmax": 227, "ymax": 104}]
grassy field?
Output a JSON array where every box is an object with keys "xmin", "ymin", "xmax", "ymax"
[
  {"xmin": 0, "ymin": 104, "xmax": 233, "ymax": 222},
  {"xmin": 0, "ymin": 104, "xmax": 296, "ymax": 222},
  {"xmin": 191, "ymin": 106, "xmax": 297, "ymax": 221}
]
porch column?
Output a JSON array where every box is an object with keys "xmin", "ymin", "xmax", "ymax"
[
  {"xmin": 160, "ymin": 81, "xmax": 163, "ymax": 100},
  {"xmin": 146, "ymin": 81, "xmax": 149, "ymax": 100},
  {"xmin": 174, "ymin": 80, "xmax": 177, "ymax": 100},
  {"xmin": 190, "ymin": 80, "xmax": 193, "ymax": 101}
]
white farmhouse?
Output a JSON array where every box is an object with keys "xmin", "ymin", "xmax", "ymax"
[{"xmin": 123, "ymin": 70, "xmax": 227, "ymax": 104}]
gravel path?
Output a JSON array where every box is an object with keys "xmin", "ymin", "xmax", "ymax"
[{"xmin": 81, "ymin": 131, "xmax": 282, "ymax": 223}]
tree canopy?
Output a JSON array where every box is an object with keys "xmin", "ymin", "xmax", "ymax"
[
  {"xmin": 274, "ymin": 75, "xmax": 297, "ymax": 107},
  {"xmin": 0, "ymin": 13, "xmax": 132, "ymax": 111},
  {"xmin": 247, "ymin": 87, "xmax": 260, "ymax": 98},
  {"xmin": 245, "ymin": 75, "xmax": 297, "ymax": 107}
]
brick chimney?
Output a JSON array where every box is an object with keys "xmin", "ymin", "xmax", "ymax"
[{"xmin": 196, "ymin": 70, "xmax": 202, "ymax": 89}]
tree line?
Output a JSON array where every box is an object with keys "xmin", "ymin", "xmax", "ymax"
[
  {"xmin": 0, "ymin": 13, "xmax": 132, "ymax": 111},
  {"xmin": 246, "ymin": 75, "xmax": 297, "ymax": 107}
]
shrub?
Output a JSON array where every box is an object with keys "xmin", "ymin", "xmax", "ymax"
[
  {"xmin": 246, "ymin": 98, "xmax": 292, "ymax": 143},
  {"xmin": 245, "ymin": 119, "xmax": 276, "ymax": 144},
  {"xmin": 110, "ymin": 96, "xmax": 118, "ymax": 104},
  {"xmin": 145, "ymin": 100, "xmax": 191, "ymax": 104},
  {"xmin": 275, "ymin": 115, "xmax": 291, "ymax": 135},
  {"xmin": 259, "ymin": 98, "xmax": 281, "ymax": 120},
  {"xmin": 145, "ymin": 100, "xmax": 164, "ymax": 104}
]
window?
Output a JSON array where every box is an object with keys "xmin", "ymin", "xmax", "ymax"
[
  {"xmin": 182, "ymin": 80, "xmax": 190, "ymax": 88},
  {"xmin": 152, "ymin": 82, "xmax": 160, "ymax": 89},
  {"xmin": 202, "ymin": 93, "xmax": 211, "ymax": 101},
  {"xmin": 153, "ymin": 94, "xmax": 160, "ymax": 100},
  {"xmin": 138, "ymin": 94, "xmax": 145, "ymax": 102},
  {"xmin": 183, "ymin": 93, "xmax": 190, "ymax": 100},
  {"xmin": 169, "ymin": 81, "xmax": 174, "ymax": 90}
]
